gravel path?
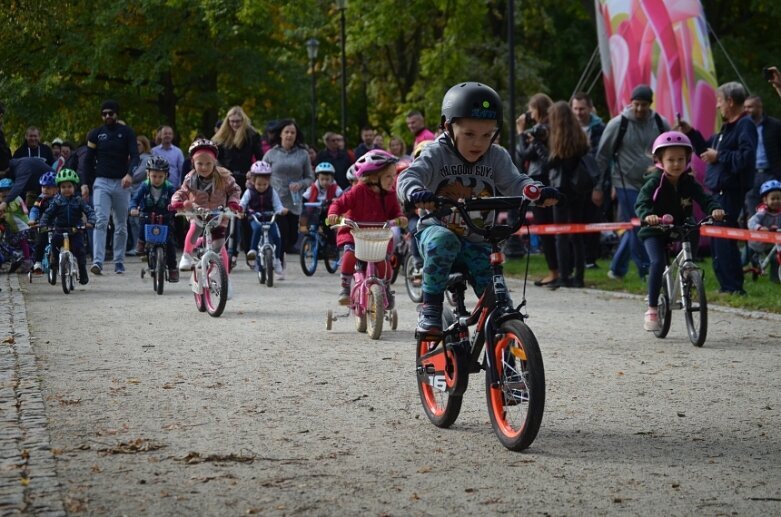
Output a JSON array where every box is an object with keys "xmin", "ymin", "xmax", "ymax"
[{"xmin": 7, "ymin": 258, "xmax": 781, "ymax": 515}]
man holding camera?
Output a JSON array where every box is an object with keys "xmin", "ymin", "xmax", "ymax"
[{"xmin": 596, "ymin": 84, "xmax": 670, "ymax": 280}]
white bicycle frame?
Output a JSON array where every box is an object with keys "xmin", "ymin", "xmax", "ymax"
[
  {"xmin": 178, "ymin": 208, "xmax": 236, "ymax": 295},
  {"xmin": 59, "ymin": 231, "xmax": 79, "ymax": 283},
  {"xmin": 250, "ymin": 212, "xmax": 277, "ymax": 271},
  {"xmin": 662, "ymin": 239, "xmax": 699, "ymax": 311}
]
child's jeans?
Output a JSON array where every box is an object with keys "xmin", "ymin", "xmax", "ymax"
[
  {"xmin": 249, "ymin": 219, "xmax": 283, "ymax": 260},
  {"xmin": 643, "ymin": 236, "xmax": 667, "ymax": 308},
  {"xmin": 417, "ymin": 224, "xmax": 492, "ymax": 296}
]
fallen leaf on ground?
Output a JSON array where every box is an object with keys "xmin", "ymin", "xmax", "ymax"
[
  {"xmin": 177, "ymin": 451, "xmax": 256, "ymax": 464},
  {"xmin": 3, "ymin": 336, "xmax": 15, "ymax": 344},
  {"xmin": 97, "ymin": 438, "xmax": 165, "ymax": 455}
]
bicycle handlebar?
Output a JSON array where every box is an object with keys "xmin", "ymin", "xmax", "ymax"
[
  {"xmin": 38, "ymin": 225, "xmax": 87, "ymax": 233},
  {"xmin": 429, "ymin": 193, "xmax": 536, "ymax": 239},
  {"xmin": 248, "ymin": 211, "xmax": 277, "ymax": 223},
  {"xmin": 330, "ymin": 217, "xmax": 398, "ymax": 230}
]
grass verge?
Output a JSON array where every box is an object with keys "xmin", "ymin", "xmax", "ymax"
[{"xmin": 504, "ymin": 253, "xmax": 781, "ymax": 314}]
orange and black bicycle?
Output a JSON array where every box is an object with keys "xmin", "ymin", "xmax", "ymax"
[{"xmin": 416, "ymin": 189, "xmax": 545, "ymax": 451}]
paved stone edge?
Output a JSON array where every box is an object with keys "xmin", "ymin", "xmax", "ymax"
[{"xmin": 0, "ymin": 275, "xmax": 65, "ymax": 516}]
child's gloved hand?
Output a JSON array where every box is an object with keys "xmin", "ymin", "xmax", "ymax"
[
  {"xmin": 409, "ymin": 189, "xmax": 435, "ymax": 209},
  {"xmin": 711, "ymin": 209, "xmax": 725, "ymax": 222},
  {"xmin": 539, "ymin": 187, "xmax": 562, "ymax": 207},
  {"xmin": 228, "ymin": 202, "xmax": 242, "ymax": 214}
]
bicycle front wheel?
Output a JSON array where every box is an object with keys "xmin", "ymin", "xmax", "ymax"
[
  {"xmin": 485, "ymin": 320, "xmax": 545, "ymax": 452},
  {"xmin": 202, "ymin": 255, "xmax": 228, "ymax": 317},
  {"xmin": 154, "ymin": 247, "xmax": 166, "ymax": 295},
  {"xmin": 60, "ymin": 255, "xmax": 71, "ymax": 294},
  {"xmin": 416, "ymin": 308, "xmax": 463, "ymax": 427},
  {"xmin": 683, "ymin": 270, "xmax": 707, "ymax": 347},
  {"xmin": 300, "ymin": 236, "xmax": 317, "ymax": 276},
  {"xmin": 263, "ymin": 248, "xmax": 274, "ymax": 287},
  {"xmin": 366, "ymin": 283, "xmax": 385, "ymax": 340},
  {"xmin": 404, "ymin": 254, "xmax": 423, "ymax": 303},
  {"xmin": 47, "ymin": 250, "xmax": 57, "ymax": 286},
  {"xmin": 324, "ymin": 243, "xmax": 339, "ymax": 274},
  {"xmin": 655, "ymin": 282, "xmax": 672, "ymax": 339}
]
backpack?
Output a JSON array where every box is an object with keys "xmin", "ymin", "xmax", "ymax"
[{"xmin": 612, "ymin": 112, "xmax": 665, "ymax": 158}]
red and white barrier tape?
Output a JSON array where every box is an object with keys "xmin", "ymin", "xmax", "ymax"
[{"xmin": 700, "ymin": 225, "xmax": 781, "ymax": 245}]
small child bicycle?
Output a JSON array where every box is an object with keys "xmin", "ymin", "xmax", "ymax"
[
  {"xmin": 652, "ymin": 215, "xmax": 712, "ymax": 347},
  {"xmin": 247, "ymin": 210, "xmax": 278, "ymax": 287},
  {"xmin": 177, "ymin": 207, "xmax": 236, "ymax": 317},
  {"xmin": 139, "ymin": 214, "xmax": 171, "ymax": 295},
  {"xmin": 27, "ymin": 228, "xmax": 57, "ymax": 286},
  {"xmin": 37, "ymin": 226, "xmax": 85, "ymax": 294},
  {"xmin": 300, "ymin": 201, "xmax": 340, "ymax": 276},
  {"xmin": 326, "ymin": 219, "xmax": 398, "ymax": 340}
]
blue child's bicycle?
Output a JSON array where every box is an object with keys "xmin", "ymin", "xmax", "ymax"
[
  {"xmin": 27, "ymin": 227, "xmax": 58, "ymax": 286},
  {"xmin": 300, "ymin": 201, "xmax": 340, "ymax": 276},
  {"xmin": 139, "ymin": 214, "xmax": 171, "ymax": 295}
]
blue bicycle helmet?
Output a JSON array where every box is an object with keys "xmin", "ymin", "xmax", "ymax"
[
  {"xmin": 760, "ymin": 179, "xmax": 781, "ymax": 197},
  {"xmin": 0, "ymin": 178, "xmax": 12, "ymax": 190},
  {"xmin": 39, "ymin": 171, "xmax": 57, "ymax": 187},
  {"xmin": 315, "ymin": 162, "xmax": 336, "ymax": 176}
]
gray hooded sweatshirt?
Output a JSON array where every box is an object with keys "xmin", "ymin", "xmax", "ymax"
[
  {"xmin": 396, "ymin": 134, "xmax": 537, "ymax": 243},
  {"xmin": 595, "ymin": 106, "xmax": 670, "ymax": 191}
]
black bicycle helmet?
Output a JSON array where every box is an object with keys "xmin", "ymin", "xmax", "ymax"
[
  {"xmin": 440, "ymin": 82, "xmax": 503, "ymax": 133},
  {"xmin": 146, "ymin": 155, "xmax": 170, "ymax": 172}
]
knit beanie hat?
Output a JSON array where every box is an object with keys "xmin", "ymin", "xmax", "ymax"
[{"xmin": 630, "ymin": 85, "xmax": 653, "ymax": 103}]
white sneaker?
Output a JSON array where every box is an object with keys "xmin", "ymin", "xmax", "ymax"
[
  {"xmin": 227, "ymin": 279, "xmax": 233, "ymax": 300},
  {"xmin": 276, "ymin": 261, "xmax": 285, "ymax": 280},
  {"xmin": 247, "ymin": 249, "xmax": 257, "ymax": 262},
  {"xmin": 644, "ymin": 309, "xmax": 660, "ymax": 332},
  {"xmin": 33, "ymin": 262, "xmax": 43, "ymax": 274},
  {"xmin": 178, "ymin": 252, "xmax": 194, "ymax": 271}
]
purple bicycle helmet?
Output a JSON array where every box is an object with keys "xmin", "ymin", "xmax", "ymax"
[
  {"xmin": 652, "ymin": 131, "xmax": 692, "ymax": 158},
  {"xmin": 249, "ymin": 160, "xmax": 272, "ymax": 177},
  {"xmin": 354, "ymin": 149, "xmax": 398, "ymax": 178}
]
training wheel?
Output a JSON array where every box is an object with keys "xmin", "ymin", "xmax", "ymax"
[
  {"xmin": 390, "ymin": 309, "xmax": 398, "ymax": 330},
  {"xmin": 326, "ymin": 309, "xmax": 334, "ymax": 330}
]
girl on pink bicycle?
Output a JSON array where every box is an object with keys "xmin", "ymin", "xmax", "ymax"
[{"xmin": 326, "ymin": 150, "xmax": 407, "ymax": 305}]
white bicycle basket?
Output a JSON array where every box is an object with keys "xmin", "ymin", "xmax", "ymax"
[{"xmin": 351, "ymin": 227, "xmax": 393, "ymax": 262}]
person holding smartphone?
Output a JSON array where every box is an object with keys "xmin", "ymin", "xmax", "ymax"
[{"xmin": 765, "ymin": 66, "xmax": 781, "ymax": 99}]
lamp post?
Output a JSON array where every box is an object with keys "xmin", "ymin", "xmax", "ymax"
[
  {"xmin": 508, "ymin": 0, "xmax": 516, "ymax": 160},
  {"xmin": 336, "ymin": 0, "xmax": 348, "ymax": 140},
  {"xmin": 306, "ymin": 38, "xmax": 320, "ymax": 148}
]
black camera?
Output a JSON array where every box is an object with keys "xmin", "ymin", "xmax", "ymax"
[
  {"xmin": 523, "ymin": 124, "xmax": 548, "ymax": 141},
  {"xmin": 763, "ymin": 66, "xmax": 774, "ymax": 81}
]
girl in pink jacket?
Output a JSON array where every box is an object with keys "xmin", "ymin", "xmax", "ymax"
[
  {"xmin": 327, "ymin": 150, "xmax": 407, "ymax": 305},
  {"xmin": 171, "ymin": 139, "xmax": 241, "ymax": 273}
]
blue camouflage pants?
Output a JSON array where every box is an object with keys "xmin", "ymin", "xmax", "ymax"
[{"xmin": 418, "ymin": 224, "xmax": 492, "ymax": 297}]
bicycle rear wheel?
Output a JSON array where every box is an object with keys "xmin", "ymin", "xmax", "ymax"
[
  {"xmin": 300, "ymin": 236, "xmax": 317, "ymax": 276},
  {"xmin": 60, "ymin": 255, "xmax": 71, "ymax": 294},
  {"xmin": 154, "ymin": 247, "xmax": 165, "ymax": 295},
  {"xmin": 366, "ymin": 283, "xmax": 385, "ymax": 340},
  {"xmin": 202, "ymin": 255, "xmax": 228, "ymax": 317},
  {"xmin": 654, "ymin": 282, "xmax": 672, "ymax": 338},
  {"xmin": 485, "ymin": 320, "xmax": 545, "ymax": 451},
  {"xmin": 683, "ymin": 270, "xmax": 707, "ymax": 347}
]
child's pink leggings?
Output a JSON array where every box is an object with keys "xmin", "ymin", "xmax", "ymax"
[{"xmin": 184, "ymin": 221, "xmax": 231, "ymax": 273}]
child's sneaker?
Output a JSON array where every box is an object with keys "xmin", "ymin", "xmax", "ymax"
[
  {"xmin": 417, "ymin": 304, "xmax": 443, "ymax": 335},
  {"xmin": 644, "ymin": 308, "xmax": 660, "ymax": 332},
  {"xmin": 135, "ymin": 241, "xmax": 145, "ymax": 254},
  {"xmin": 79, "ymin": 268, "xmax": 89, "ymax": 285},
  {"xmin": 178, "ymin": 252, "xmax": 194, "ymax": 271},
  {"xmin": 273, "ymin": 258, "xmax": 283, "ymax": 276},
  {"xmin": 227, "ymin": 279, "xmax": 233, "ymax": 300},
  {"xmin": 338, "ymin": 286, "xmax": 350, "ymax": 305},
  {"xmin": 168, "ymin": 269, "xmax": 179, "ymax": 283},
  {"xmin": 247, "ymin": 249, "xmax": 257, "ymax": 262},
  {"xmin": 32, "ymin": 262, "xmax": 43, "ymax": 274}
]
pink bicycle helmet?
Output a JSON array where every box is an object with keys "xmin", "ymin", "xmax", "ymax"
[
  {"xmin": 652, "ymin": 131, "xmax": 692, "ymax": 158},
  {"xmin": 354, "ymin": 149, "xmax": 398, "ymax": 178},
  {"xmin": 249, "ymin": 160, "xmax": 272, "ymax": 177}
]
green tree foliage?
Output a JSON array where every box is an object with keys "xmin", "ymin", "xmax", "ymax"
[{"xmin": 1, "ymin": 1, "xmax": 779, "ymax": 151}]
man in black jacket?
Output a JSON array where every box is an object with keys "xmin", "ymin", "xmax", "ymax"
[
  {"xmin": 681, "ymin": 82, "xmax": 757, "ymax": 295},
  {"xmin": 81, "ymin": 100, "xmax": 139, "ymax": 275},
  {"xmin": 743, "ymin": 95, "xmax": 781, "ymax": 216},
  {"xmin": 12, "ymin": 126, "xmax": 54, "ymax": 166}
]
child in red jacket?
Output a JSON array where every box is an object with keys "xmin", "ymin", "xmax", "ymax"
[{"xmin": 326, "ymin": 150, "xmax": 407, "ymax": 304}]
